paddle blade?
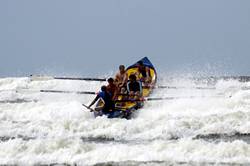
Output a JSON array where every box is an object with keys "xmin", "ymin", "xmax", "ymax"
[{"xmin": 82, "ymin": 104, "xmax": 95, "ymax": 112}]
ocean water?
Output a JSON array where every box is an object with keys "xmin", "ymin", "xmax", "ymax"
[{"xmin": 1, "ymin": 76, "xmax": 250, "ymax": 165}]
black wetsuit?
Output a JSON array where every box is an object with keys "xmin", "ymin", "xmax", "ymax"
[
  {"xmin": 128, "ymin": 81, "xmax": 141, "ymax": 92},
  {"xmin": 97, "ymin": 91, "xmax": 114, "ymax": 114}
]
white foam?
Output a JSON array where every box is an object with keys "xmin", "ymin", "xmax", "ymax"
[{"xmin": 0, "ymin": 77, "xmax": 250, "ymax": 165}]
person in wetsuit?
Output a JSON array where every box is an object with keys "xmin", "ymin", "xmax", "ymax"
[
  {"xmin": 127, "ymin": 74, "xmax": 142, "ymax": 100},
  {"xmin": 88, "ymin": 85, "xmax": 114, "ymax": 115}
]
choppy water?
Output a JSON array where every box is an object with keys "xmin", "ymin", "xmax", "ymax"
[{"xmin": 1, "ymin": 76, "xmax": 250, "ymax": 165}]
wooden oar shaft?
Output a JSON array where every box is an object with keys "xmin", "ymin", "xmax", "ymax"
[
  {"xmin": 30, "ymin": 75, "xmax": 107, "ymax": 82},
  {"xmin": 154, "ymin": 86, "xmax": 216, "ymax": 90},
  {"xmin": 40, "ymin": 90, "xmax": 96, "ymax": 95},
  {"xmin": 115, "ymin": 97, "xmax": 175, "ymax": 102},
  {"xmin": 54, "ymin": 77, "xmax": 106, "ymax": 81},
  {"xmin": 39, "ymin": 90, "xmax": 139, "ymax": 96},
  {"xmin": 115, "ymin": 96, "xmax": 225, "ymax": 102},
  {"xmin": 31, "ymin": 75, "xmax": 215, "ymax": 90}
]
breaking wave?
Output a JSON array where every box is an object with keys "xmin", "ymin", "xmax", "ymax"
[{"xmin": 1, "ymin": 75, "xmax": 250, "ymax": 165}]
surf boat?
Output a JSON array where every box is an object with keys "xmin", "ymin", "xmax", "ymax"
[{"xmin": 94, "ymin": 57, "xmax": 157, "ymax": 119}]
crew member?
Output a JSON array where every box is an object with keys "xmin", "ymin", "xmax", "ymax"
[
  {"xmin": 115, "ymin": 65, "xmax": 128, "ymax": 89},
  {"xmin": 127, "ymin": 74, "xmax": 142, "ymax": 100},
  {"xmin": 136, "ymin": 61, "xmax": 151, "ymax": 84},
  {"xmin": 88, "ymin": 85, "xmax": 114, "ymax": 115},
  {"xmin": 107, "ymin": 77, "xmax": 118, "ymax": 100}
]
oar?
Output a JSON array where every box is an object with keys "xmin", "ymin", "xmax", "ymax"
[
  {"xmin": 54, "ymin": 77, "xmax": 106, "ymax": 81},
  {"xmin": 115, "ymin": 97, "xmax": 176, "ymax": 102},
  {"xmin": 82, "ymin": 103, "xmax": 95, "ymax": 112},
  {"xmin": 152, "ymin": 85, "xmax": 216, "ymax": 90},
  {"xmin": 30, "ymin": 75, "xmax": 215, "ymax": 90},
  {"xmin": 38, "ymin": 90, "xmax": 149, "ymax": 97},
  {"xmin": 40, "ymin": 90, "xmax": 96, "ymax": 95},
  {"xmin": 115, "ymin": 96, "xmax": 226, "ymax": 102},
  {"xmin": 38, "ymin": 90, "xmax": 139, "ymax": 96},
  {"xmin": 30, "ymin": 75, "xmax": 107, "ymax": 82}
]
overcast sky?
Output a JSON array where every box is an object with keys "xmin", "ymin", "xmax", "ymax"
[{"xmin": 1, "ymin": 0, "xmax": 250, "ymax": 77}]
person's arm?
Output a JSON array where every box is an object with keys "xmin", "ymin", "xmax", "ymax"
[
  {"xmin": 115, "ymin": 73, "xmax": 122, "ymax": 87},
  {"xmin": 112, "ymin": 87, "xmax": 118, "ymax": 100},
  {"xmin": 135, "ymin": 72, "xmax": 140, "ymax": 81},
  {"xmin": 88, "ymin": 95, "xmax": 99, "ymax": 108},
  {"xmin": 115, "ymin": 73, "xmax": 119, "ymax": 81},
  {"xmin": 122, "ymin": 73, "xmax": 128, "ymax": 87}
]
